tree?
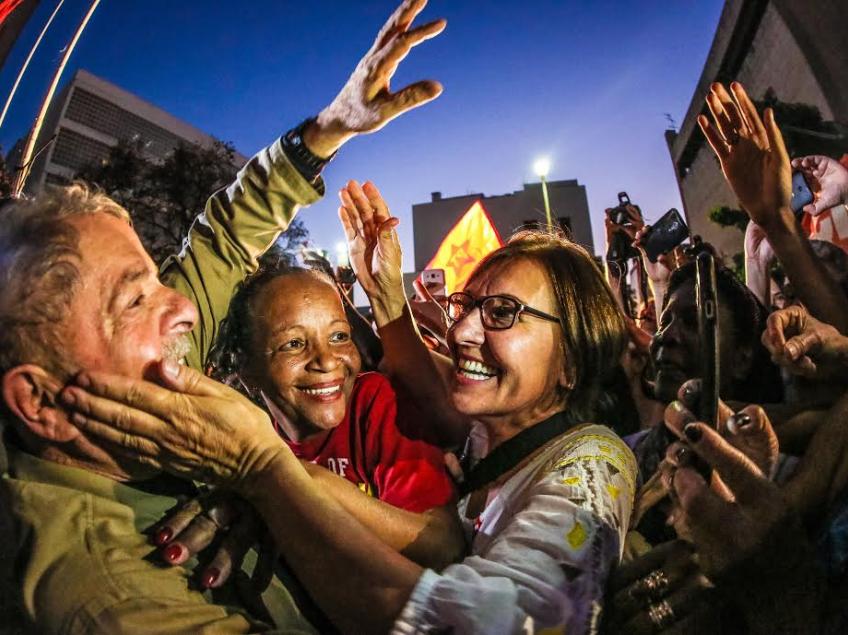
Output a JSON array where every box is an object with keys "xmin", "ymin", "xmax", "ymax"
[
  {"xmin": 77, "ymin": 138, "xmax": 309, "ymax": 264},
  {"xmin": 708, "ymin": 205, "xmax": 749, "ymax": 232}
]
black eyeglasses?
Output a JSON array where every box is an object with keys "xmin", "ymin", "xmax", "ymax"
[{"xmin": 447, "ymin": 292, "xmax": 560, "ymax": 330}]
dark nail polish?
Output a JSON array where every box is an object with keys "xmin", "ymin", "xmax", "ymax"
[
  {"xmin": 675, "ymin": 446, "xmax": 690, "ymax": 465},
  {"xmin": 154, "ymin": 527, "xmax": 173, "ymax": 546},
  {"xmin": 684, "ymin": 423, "xmax": 703, "ymax": 443},
  {"xmin": 163, "ymin": 543, "xmax": 183, "ymax": 563},
  {"xmin": 201, "ymin": 567, "xmax": 220, "ymax": 589},
  {"xmin": 734, "ymin": 413, "xmax": 752, "ymax": 428}
]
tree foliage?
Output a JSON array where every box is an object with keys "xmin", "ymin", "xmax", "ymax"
[
  {"xmin": 708, "ymin": 205, "xmax": 749, "ymax": 233},
  {"xmin": 76, "ymin": 138, "xmax": 309, "ymax": 264}
]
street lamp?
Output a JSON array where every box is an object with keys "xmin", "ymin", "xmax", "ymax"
[
  {"xmin": 335, "ymin": 241, "xmax": 349, "ymax": 267},
  {"xmin": 533, "ymin": 157, "xmax": 553, "ymax": 228}
]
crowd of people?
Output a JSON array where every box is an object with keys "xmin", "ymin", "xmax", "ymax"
[{"xmin": 1, "ymin": 0, "xmax": 847, "ymax": 633}]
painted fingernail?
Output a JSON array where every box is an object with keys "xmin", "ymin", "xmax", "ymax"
[
  {"xmin": 201, "ymin": 567, "xmax": 220, "ymax": 589},
  {"xmin": 163, "ymin": 543, "xmax": 183, "ymax": 563},
  {"xmin": 675, "ymin": 446, "xmax": 691, "ymax": 465},
  {"xmin": 729, "ymin": 413, "xmax": 752, "ymax": 431},
  {"xmin": 684, "ymin": 423, "xmax": 703, "ymax": 443},
  {"xmin": 154, "ymin": 527, "xmax": 173, "ymax": 546}
]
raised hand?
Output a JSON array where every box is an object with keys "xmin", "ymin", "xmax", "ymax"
[
  {"xmin": 791, "ymin": 155, "xmax": 848, "ymax": 216},
  {"xmin": 697, "ymin": 83, "xmax": 792, "ymax": 232},
  {"xmin": 338, "ymin": 180, "xmax": 404, "ymax": 304},
  {"xmin": 305, "ymin": 0, "xmax": 446, "ymax": 157},
  {"xmin": 58, "ymin": 359, "xmax": 286, "ymax": 490},
  {"xmin": 761, "ymin": 304, "xmax": 848, "ymax": 378}
]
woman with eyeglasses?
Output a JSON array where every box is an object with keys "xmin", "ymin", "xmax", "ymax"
[{"xmin": 63, "ymin": 180, "xmax": 637, "ymax": 634}]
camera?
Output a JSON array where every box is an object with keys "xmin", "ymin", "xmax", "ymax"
[{"xmin": 607, "ymin": 192, "xmax": 634, "ymax": 226}]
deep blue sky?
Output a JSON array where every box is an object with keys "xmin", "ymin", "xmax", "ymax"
[{"xmin": 0, "ymin": 0, "xmax": 724, "ymax": 264}]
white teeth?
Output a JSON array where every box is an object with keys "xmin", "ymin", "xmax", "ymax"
[
  {"xmin": 301, "ymin": 385, "xmax": 342, "ymax": 396},
  {"xmin": 457, "ymin": 358, "xmax": 498, "ymax": 377},
  {"xmin": 457, "ymin": 370, "xmax": 492, "ymax": 382}
]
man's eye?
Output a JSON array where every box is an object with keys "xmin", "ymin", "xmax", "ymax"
[
  {"xmin": 128, "ymin": 294, "xmax": 145, "ymax": 309},
  {"xmin": 330, "ymin": 331, "xmax": 351, "ymax": 344}
]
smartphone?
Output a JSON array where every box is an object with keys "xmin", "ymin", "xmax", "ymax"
[
  {"xmin": 417, "ymin": 268, "xmax": 446, "ymax": 300},
  {"xmin": 693, "ymin": 252, "xmax": 719, "ymax": 477},
  {"xmin": 642, "ymin": 208, "xmax": 689, "ymax": 263},
  {"xmin": 607, "ymin": 192, "xmax": 632, "ymax": 226},
  {"xmin": 791, "ymin": 171, "xmax": 814, "ymax": 216}
]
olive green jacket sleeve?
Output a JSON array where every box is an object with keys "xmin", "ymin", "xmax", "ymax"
[{"xmin": 159, "ymin": 137, "xmax": 323, "ymax": 371}]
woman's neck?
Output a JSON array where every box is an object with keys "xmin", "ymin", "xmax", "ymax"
[
  {"xmin": 479, "ymin": 401, "xmax": 567, "ymax": 451},
  {"xmin": 263, "ymin": 395, "xmax": 328, "ymax": 445}
]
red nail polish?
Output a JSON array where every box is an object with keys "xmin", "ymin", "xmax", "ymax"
[
  {"xmin": 163, "ymin": 543, "xmax": 183, "ymax": 563},
  {"xmin": 201, "ymin": 567, "xmax": 220, "ymax": 589},
  {"xmin": 154, "ymin": 527, "xmax": 173, "ymax": 546}
]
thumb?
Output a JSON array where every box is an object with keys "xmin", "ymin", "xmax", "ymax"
[{"xmin": 157, "ymin": 360, "xmax": 224, "ymax": 397}]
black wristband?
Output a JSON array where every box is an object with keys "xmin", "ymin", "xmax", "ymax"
[{"xmin": 281, "ymin": 117, "xmax": 337, "ymax": 184}]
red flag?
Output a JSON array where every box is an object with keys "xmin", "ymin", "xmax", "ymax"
[{"xmin": 425, "ymin": 200, "xmax": 503, "ymax": 293}]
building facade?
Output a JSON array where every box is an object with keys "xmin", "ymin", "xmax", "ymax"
[
  {"xmin": 411, "ymin": 179, "xmax": 593, "ymax": 272},
  {"xmin": 667, "ymin": 0, "xmax": 848, "ymax": 260},
  {"xmin": 14, "ymin": 68, "xmax": 243, "ymax": 193}
]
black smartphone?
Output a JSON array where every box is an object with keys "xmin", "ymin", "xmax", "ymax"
[
  {"xmin": 791, "ymin": 171, "xmax": 814, "ymax": 216},
  {"xmin": 696, "ymin": 251, "xmax": 719, "ymax": 428},
  {"xmin": 642, "ymin": 208, "xmax": 689, "ymax": 263}
]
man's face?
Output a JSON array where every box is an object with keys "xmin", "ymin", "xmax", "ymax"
[
  {"xmin": 64, "ymin": 214, "xmax": 198, "ymax": 380},
  {"xmin": 651, "ymin": 279, "xmax": 740, "ymax": 404}
]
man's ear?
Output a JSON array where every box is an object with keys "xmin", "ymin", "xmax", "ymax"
[{"xmin": 2, "ymin": 365, "xmax": 79, "ymax": 443}]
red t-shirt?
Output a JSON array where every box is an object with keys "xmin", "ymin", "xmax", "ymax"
[{"xmin": 280, "ymin": 372, "xmax": 455, "ymax": 513}]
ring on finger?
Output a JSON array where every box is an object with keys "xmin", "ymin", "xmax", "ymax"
[
  {"xmin": 648, "ymin": 599, "xmax": 675, "ymax": 630},
  {"xmin": 641, "ymin": 569, "xmax": 670, "ymax": 599}
]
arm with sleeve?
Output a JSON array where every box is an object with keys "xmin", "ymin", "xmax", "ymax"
[{"xmin": 159, "ymin": 138, "xmax": 322, "ymax": 370}]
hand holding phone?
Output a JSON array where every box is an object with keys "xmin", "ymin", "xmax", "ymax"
[
  {"xmin": 790, "ymin": 171, "xmax": 814, "ymax": 217},
  {"xmin": 641, "ymin": 208, "xmax": 689, "ymax": 263}
]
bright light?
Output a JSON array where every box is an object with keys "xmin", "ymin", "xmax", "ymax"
[
  {"xmin": 533, "ymin": 157, "xmax": 551, "ymax": 178},
  {"xmin": 335, "ymin": 241, "xmax": 349, "ymax": 266}
]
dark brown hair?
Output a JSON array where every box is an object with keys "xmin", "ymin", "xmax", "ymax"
[{"xmin": 468, "ymin": 229, "xmax": 627, "ymax": 421}]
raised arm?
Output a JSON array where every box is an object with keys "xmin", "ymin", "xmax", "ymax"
[
  {"xmin": 162, "ymin": 0, "xmax": 446, "ymax": 370},
  {"xmin": 339, "ymin": 179, "xmax": 471, "ymax": 447},
  {"xmin": 698, "ymin": 82, "xmax": 848, "ymax": 333}
]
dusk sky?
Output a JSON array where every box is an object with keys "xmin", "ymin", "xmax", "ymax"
[{"xmin": 0, "ymin": 0, "xmax": 725, "ymax": 266}]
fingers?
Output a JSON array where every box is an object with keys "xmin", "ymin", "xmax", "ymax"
[
  {"xmin": 154, "ymin": 496, "xmax": 204, "ymax": 547},
  {"xmin": 609, "ymin": 540, "xmax": 693, "ymax": 591},
  {"xmin": 381, "ymin": 80, "xmax": 443, "ymax": 123},
  {"xmin": 762, "ymin": 305, "xmax": 806, "ymax": 357},
  {"xmin": 730, "ymin": 82, "xmax": 767, "ymax": 146},
  {"xmin": 709, "ymin": 83, "xmax": 744, "ymax": 138},
  {"xmin": 375, "ymin": 0, "xmax": 427, "ymax": 49},
  {"xmin": 679, "ymin": 423, "xmax": 766, "ymax": 504},
  {"xmin": 697, "ymin": 114, "xmax": 729, "ymax": 160},
  {"xmin": 374, "ymin": 18, "xmax": 446, "ymax": 84},
  {"xmin": 200, "ymin": 508, "xmax": 259, "ymax": 589},
  {"xmin": 339, "ymin": 188, "xmax": 366, "ymax": 239},
  {"xmin": 764, "ymin": 107, "xmax": 790, "ymax": 165},
  {"xmin": 155, "ymin": 360, "xmax": 229, "ymax": 399},
  {"xmin": 362, "ymin": 181, "xmax": 391, "ymax": 223},
  {"xmin": 620, "ymin": 569, "xmax": 712, "ymax": 635},
  {"xmin": 338, "ymin": 204, "xmax": 358, "ymax": 243},
  {"xmin": 344, "ymin": 180, "xmax": 376, "ymax": 240}
]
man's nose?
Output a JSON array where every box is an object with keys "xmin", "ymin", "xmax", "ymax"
[{"xmin": 163, "ymin": 288, "xmax": 198, "ymax": 336}]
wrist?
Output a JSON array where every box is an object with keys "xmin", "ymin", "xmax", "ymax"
[
  {"xmin": 305, "ymin": 112, "xmax": 356, "ymax": 158},
  {"xmin": 754, "ymin": 206, "xmax": 798, "ymax": 238},
  {"xmin": 236, "ymin": 445, "xmax": 292, "ymax": 502},
  {"xmin": 369, "ymin": 288, "xmax": 408, "ymax": 327}
]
